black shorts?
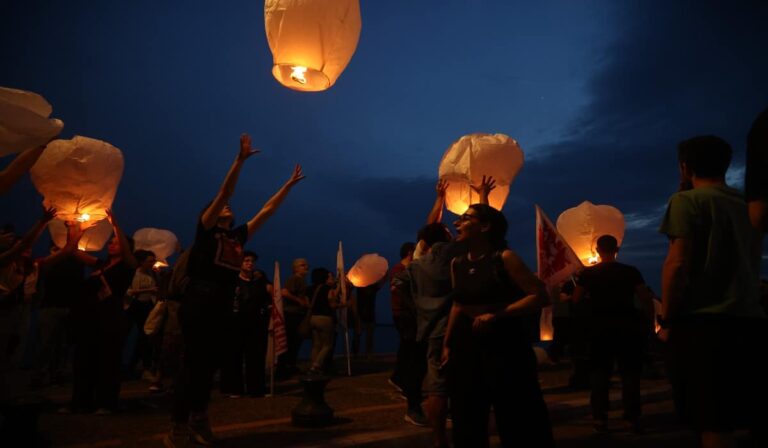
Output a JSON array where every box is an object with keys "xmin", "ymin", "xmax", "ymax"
[{"xmin": 666, "ymin": 314, "xmax": 768, "ymax": 432}]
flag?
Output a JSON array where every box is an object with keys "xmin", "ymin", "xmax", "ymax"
[
  {"xmin": 337, "ymin": 241, "xmax": 352, "ymax": 376},
  {"xmin": 336, "ymin": 241, "xmax": 348, "ymax": 328},
  {"xmin": 267, "ymin": 261, "xmax": 288, "ymax": 365},
  {"xmin": 536, "ymin": 204, "xmax": 582, "ymax": 288}
]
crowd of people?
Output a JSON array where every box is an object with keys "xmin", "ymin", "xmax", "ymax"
[{"xmin": 0, "ymin": 107, "xmax": 766, "ymax": 448}]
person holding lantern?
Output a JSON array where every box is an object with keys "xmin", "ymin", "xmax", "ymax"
[
  {"xmin": 571, "ymin": 235, "xmax": 655, "ymax": 433},
  {"xmin": 659, "ymin": 135, "xmax": 767, "ymax": 448},
  {"xmin": 407, "ymin": 177, "xmax": 494, "ymax": 443},
  {"xmin": 66, "ymin": 209, "xmax": 138, "ymax": 415},
  {"xmin": 166, "ymin": 134, "xmax": 305, "ymax": 448},
  {"xmin": 440, "ymin": 203, "xmax": 554, "ymax": 448}
]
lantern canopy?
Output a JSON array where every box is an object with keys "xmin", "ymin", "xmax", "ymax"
[
  {"xmin": 133, "ymin": 228, "xmax": 179, "ymax": 264},
  {"xmin": 0, "ymin": 87, "xmax": 64, "ymax": 156},
  {"xmin": 265, "ymin": 0, "xmax": 361, "ymax": 92},
  {"xmin": 30, "ymin": 136, "xmax": 124, "ymax": 223},
  {"xmin": 555, "ymin": 201, "xmax": 625, "ymax": 265},
  {"xmin": 347, "ymin": 253, "xmax": 388, "ymax": 288},
  {"xmin": 49, "ymin": 218, "xmax": 113, "ymax": 252},
  {"xmin": 438, "ymin": 133, "xmax": 524, "ymax": 215}
]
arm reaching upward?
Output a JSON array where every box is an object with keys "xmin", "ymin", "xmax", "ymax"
[
  {"xmin": 0, "ymin": 145, "xmax": 47, "ymax": 195},
  {"xmin": 106, "ymin": 209, "xmax": 137, "ymax": 269},
  {"xmin": 201, "ymin": 134, "xmax": 260, "ymax": 230},
  {"xmin": 426, "ymin": 179, "xmax": 448, "ymax": 224},
  {"xmin": 246, "ymin": 164, "xmax": 305, "ymax": 238},
  {"xmin": 470, "ymin": 175, "xmax": 496, "ymax": 206}
]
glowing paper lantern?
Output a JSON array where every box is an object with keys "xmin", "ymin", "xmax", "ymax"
[
  {"xmin": 438, "ymin": 133, "xmax": 524, "ymax": 215},
  {"xmin": 555, "ymin": 201, "xmax": 625, "ymax": 265},
  {"xmin": 30, "ymin": 136, "xmax": 124, "ymax": 222},
  {"xmin": 49, "ymin": 218, "xmax": 113, "ymax": 252},
  {"xmin": 0, "ymin": 87, "xmax": 64, "ymax": 156},
  {"xmin": 539, "ymin": 305, "xmax": 554, "ymax": 341},
  {"xmin": 133, "ymin": 228, "xmax": 179, "ymax": 265},
  {"xmin": 265, "ymin": 0, "xmax": 361, "ymax": 92},
  {"xmin": 347, "ymin": 253, "xmax": 388, "ymax": 287}
]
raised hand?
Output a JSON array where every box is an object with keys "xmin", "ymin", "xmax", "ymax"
[
  {"xmin": 286, "ymin": 164, "xmax": 306, "ymax": 187},
  {"xmin": 65, "ymin": 221, "xmax": 86, "ymax": 249},
  {"xmin": 436, "ymin": 179, "xmax": 449, "ymax": 198},
  {"xmin": 105, "ymin": 208, "xmax": 114, "ymax": 225},
  {"xmin": 471, "ymin": 175, "xmax": 496, "ymax": 196},
  {"xmin": 238, "ymin": 133, "xmax": 260, "ymax": 161},
  {"xmin": 41, "ymin": 206, "xmax": 57, "ymax": 223}
]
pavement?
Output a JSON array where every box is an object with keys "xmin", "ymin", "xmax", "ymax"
[{"xmin": 5, "ymin": 355, "xmax": 752, "ymax": 447}]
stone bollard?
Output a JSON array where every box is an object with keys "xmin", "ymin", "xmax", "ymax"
[{"xmin": 291, "ymin": 375, "xmax": 334, "ymax": 427}]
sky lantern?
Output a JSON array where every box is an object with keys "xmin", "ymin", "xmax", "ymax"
[
  {"xmin": 555, "ymin": 201, "xmax": 625, "ymax": 265},
  {"xmin": 0, "ymin": 86, "xmax": 64, "ymax": 156},
  {"xmin": 438, "ymin": 133, "xmax": 524, "ymax": 215},
  {"xmin": 49, "ymin": 218, "xmax": 113, "ymax": 252},
  {"xmin": 264, "ymin": 0, "xmax": 362, "ymax": 92},
  {"xmin": 347, "ymin": 253, "xmax": 388, "ymax": 288},
  {"xmin": 30, "ymin": 135, "xmax": 124, "ymax": 223},
  {"xmin": 133, "ymin": 228, "xmax": 179, "ymax": 268}
]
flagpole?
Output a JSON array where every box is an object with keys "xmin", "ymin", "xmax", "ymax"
[{"xmin": 337, "ymin": 241, "xmax": 352, "ymax": 376}]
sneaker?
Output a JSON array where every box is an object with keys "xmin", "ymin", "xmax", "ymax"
[
  {"xmin": 94, "ymin": 408, "xmax": 112, "ymax": 415},
  {"xmin": 189, "ymin": 419, "xmax": 217, "ymax": 446},
  {"xmin": 404, "ymin": 408, "xmax": 428, "ymax": 427},
  {"xmin": 163, "ymin": 424, "xmax": 190, "ymax": 448},
  {"xmin": 228, "ymin": 394, "xmax": 241, "ymax": 399},
  {"xmin": 149, "ymin": 383, "xmax": 164, "ymax": 393}
]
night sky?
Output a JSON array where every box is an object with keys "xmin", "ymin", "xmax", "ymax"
[{"xmin": 2, "ymin": 0, "xmax": 767, "ymax": 325}]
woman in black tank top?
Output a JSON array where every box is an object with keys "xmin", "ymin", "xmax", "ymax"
[{"xmin": 442, "ymin": 204, "xmax": 554, "ymax": 447}]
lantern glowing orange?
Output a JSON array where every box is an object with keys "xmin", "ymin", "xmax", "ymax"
[
  {"xmin": 555, "ymin": 201, "xmax": 625, "ymax": 266},
  {"xmin": 133, "ymin": 228, "xmax": 179, "ymax": 266},
  {"xmin": 30, "ymin": 136, "xmax": 124, "ymax": 223},
  {"xmin": 438, "ymin": 133, "xmax": 524, "ymax": 215},
  {"xmin": 49, "ymin": 218, "xmax": 113, "ymax": 252},
  {"xmin": 347, "ymin": 253, "xmax": 388, "ymax": 288},
  {"xmin": 265, "ymin": 0, "xmax": 361, "ymax": 92},
  {"xmin": 0, "ymin": 87, "xmax": 64, "ymax": 156},
  {"xmin": 539, "ymin": 305, "xmax": 554, "ymax": 341}
]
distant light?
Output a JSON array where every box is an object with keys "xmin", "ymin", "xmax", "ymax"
[{"xmin": 290, "ymin": 66, "xmax": 308, "ymax": 84}]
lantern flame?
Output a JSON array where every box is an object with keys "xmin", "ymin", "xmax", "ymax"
[
  {"xmin": 77, "ymin": 213, "xmax": 90, "ymax": 222},
  {"xmin": 290, "ymin": 66, "xmax": 308, "ymax": 84},
  {"xmin": 587, "ymin": 255, "xmax": 600, "ymax": 265}
]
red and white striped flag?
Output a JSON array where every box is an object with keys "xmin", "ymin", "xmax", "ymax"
[
  {"xmin": 267, "ymin": 261, "xmax": 288, "ymax": 364},
  {"xmin": 536, "ymin": 205, "xmax": 582, "ymax": 288}
]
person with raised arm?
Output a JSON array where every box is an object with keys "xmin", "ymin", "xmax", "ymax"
[
  {"xmin": 166, "ymin": 134, "xmax": 304, "ymax": 448},
  {"xmin": 406, "ymin": 177, "xmax": 494, "ymax": 446}
]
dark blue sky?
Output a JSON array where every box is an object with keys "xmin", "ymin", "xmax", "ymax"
[{"xmin": 2, "ymin": 0, "xmax": 767, "ymax": 323}]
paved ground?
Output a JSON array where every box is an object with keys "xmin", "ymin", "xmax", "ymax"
[{"xmin": 5, "ymin": 355, "xmax": 753, "ymax": 447}]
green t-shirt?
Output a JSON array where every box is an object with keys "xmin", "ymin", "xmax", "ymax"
[{"xmin": 659, "ymin": 185, "xmax": 764, "ymax": 317}]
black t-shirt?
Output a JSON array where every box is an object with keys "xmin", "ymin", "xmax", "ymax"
[
  {"xmin": 451, "ymin": 252, "xmax": 525, "ymax": 306},
  {"xmin": 576, "ymin": 261, "xmax": 644, "ymax": 319},
  {"xmin": 187, "ymin": 220, "xmax": 248, "ymax": 288},
  {"xmin": 41, "ymin": 256, "xmax": 84, "ymax": 308},
  {"xmin": 232, "ymin": 273, "xmax": 272, "ymax": 316},
  {"xmin": 309, "ymin": 284, "xmax": 335, "ymax": 317}
]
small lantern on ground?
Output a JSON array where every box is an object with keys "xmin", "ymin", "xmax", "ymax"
[
  {"xmin": 555, "ymin": 201, "xmax": 625, "ymax": 266},
  {"xmin": 438, "ymin": 133, "xmax": 524, "ymax": 215},
  {"xmin": 265, "ymin": 0, "xmax": 361, "ymax": 92}
]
